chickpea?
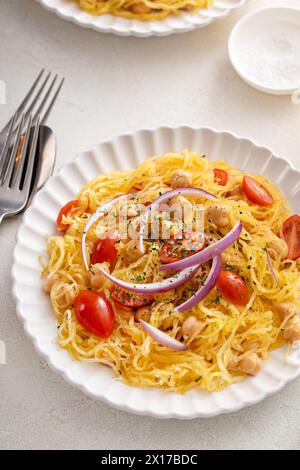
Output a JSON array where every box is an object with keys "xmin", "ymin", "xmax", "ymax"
[
  {"xmin": 43, "ymin": 273, "xmax": 60, "ymax": 293},
  {"xmin": 275, "ymin": 302, "xmax": 298, "ymax": 321},
  {"xmin": 181, "ymin": 315, "xmax": 205, "ymax": 339},
  {"xmin": 283, "ymin": 315, "xmax": 300, "ymax": 343},
  {"xmin": 206, "ymin": 205, "xmax": 231, "ymax": 227},
  {"xmin": 170, "ymin": 170, "xmax": 193, "ymax": 189},
  {"xmin": 131, "ymin": 2, "xmax": 151, "ymax": 14},
  {"xmin": 126, "ymin": 203, "xmax": 140, "ymax": 218},
  {"xmin": 267, "ymin": 237, "xmax": 288, "ymax": 260},
  {"xmin": 89, "ymin": 262, "xmax": 110, "ymax": 289},
  {"xmin": 125, "ymin": 239, "xmax": 146, "ymax": 263},
  {"xmin": 135, "ymin": 306, "xmax": 151, "ymax": 323},
  {"xmin": 227, "ymin": 185, "xmax": 242, "ymax": 197},
  {"xmin": 227, "ymin": 350, "xmax": 240, "ymax": 370},
  {"xmin": 239, "ymin": 352, "xmax": 262, "ymax": 376}
]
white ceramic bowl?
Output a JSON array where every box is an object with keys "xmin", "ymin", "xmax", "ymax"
[
  {"xmin": 37, "ymin": 0, "xmax": 247, "ymax": 37},
  {"xmin": 228, "ymin": 7, "xmax": 300, "ymax": 95},
  {"xmin": 12, "ymin": 126, "xmax": 300, "ymax": 419}
]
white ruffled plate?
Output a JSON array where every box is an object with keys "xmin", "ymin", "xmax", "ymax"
[
  {"xmin": 12, "ymin": 126, "xmax": 300, "ymax": 419},
  {"xmin": 37, "ymin": 0, "xmax": 247, "ymax": 37}
]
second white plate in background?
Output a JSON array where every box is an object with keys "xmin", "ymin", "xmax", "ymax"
[{"xmin": 37, "ymin": 0, "xmax": 247, "ymax": 37}]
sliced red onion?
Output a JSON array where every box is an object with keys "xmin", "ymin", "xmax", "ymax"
[
  {"xmin": 139, "ymin": 320, "xmax": 188, "ymax": 351},
  {"xmin": 176, "ymin": 255, "xmax": 222, "ymax": 313},
  {"xmin": 160, "ymin": 221, "xmax": 243, "ymax": 272},
  {"xmin": 266, "ymin": 250, "xmax": 280, "ymax": 287},
  {"xmin": 139, "ymin": 186, "xmax": 217, "ymax": 254},
  {"xmin": 94, "ymin": 263, "xmax": 200, "ymax": 294},
  {"xmin": 81, "ymin": 193, "xmax": 133, "ymax": 270}
]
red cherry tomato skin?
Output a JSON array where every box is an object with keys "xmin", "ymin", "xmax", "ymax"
[
  {"xmin": 214, "ymin": 169, "xmax": 228, "ymax": 186},
  {"xmin": 217, "ymin": 271, "xmax": 249, "ymax": 306},
  {"xmin": 74, "ymin": 290, "xmax": 115, "ymax": 338},
  {"xmin": 160, "ymin": 232, "xmax": 205, "ymax": 264},
  {"xmin": 110, "ymin": 287, "xmax": 154, "ymax": 309},
  {"xmin": 160, "ymin": 242, "xmax": 181, "ymax": 264},
  {"xmin": 242, "ymin": 176, "xmax": 274, "ymax": 206},
  {"xmin": 279, "ymin": 215, "xmax": 300, "ymax": 260},
  {"xmin": 91, "ymin": 238, "xmax": 118, "ymax": 268},
  {"xmin": 57, "ymin": 199, "xmax": 81, "ymax": 232}
]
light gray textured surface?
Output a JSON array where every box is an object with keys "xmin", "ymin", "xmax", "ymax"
[{"xmin": 1, "ymin": 0, "xmax": 300, "ymax": 450}]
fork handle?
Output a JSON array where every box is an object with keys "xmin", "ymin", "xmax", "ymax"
[{"xmin": 0, "ymin": 211, "xmax": 6, "ymax": 225}]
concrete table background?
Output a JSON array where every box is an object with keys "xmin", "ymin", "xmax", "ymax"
[{"xmin": 1, "ymin": 0, "xmax": 300, "ymax": 450}]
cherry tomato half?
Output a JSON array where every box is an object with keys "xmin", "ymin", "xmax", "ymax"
[
  {"xmin": 160, "ymin": 232, "xmax": 205, "ymax": 264},
  {"xmin": 217, "ymin": 271, "xmax": 249, "ymax": 306},
  {"xmin": 110, "ymin": 287, "xmax": 154, "ymax": 309},
  {"xmin": 74, "ymin": 290, "xmax": 115, "ymax": 338},
  {"xmin": 91, "ymin": 237, "xmax": 118, "ymax": 268},
  {"xmin": 214, "ymin": 169, "xmax": 228, "ymax": 186},
  {"xmin": 57, "ymin": 199, "xmax": 81, "ymax": 232},
  {"xmin": 279, "ymin": 215, "xmax": 300, "ymax": 260},
  {"xmin": 242, "ymin": 176, "xmax": 274, "ymax": 206}
]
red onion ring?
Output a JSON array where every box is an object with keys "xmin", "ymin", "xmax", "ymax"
[
  {"xmin": 176, "ymin": 255, "xmax": 222, "ymax": 312},
  {"xmin": 139, "ymin": 186, "xmax": 217, "ymax": 254},
  {"xmin": 266, "ymin": 250, "xmax": 280, "ymax": 287},
  {"xmin": 93, "ymin": 263, "xmax": 200, "ymax": 294},
  {"xmin": 81, "ymin": 193, "xmax": 202, "ymax": 294},
  {"xmin": 139, "ymin": 320, "xmax": 188, "ymax": 351},
  {"xmin": 81, "ymin": 193, "xmax": 134, "ymax": 270},
  {"xmin": 160, "ymin": 221, "xmax": 243, "ymax": 272}
]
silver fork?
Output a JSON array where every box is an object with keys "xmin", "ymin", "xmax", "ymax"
[
  {"xmin": 0, "ymin": 69, "xmax": 64, "ymax": 156},
  {"xmin": 0, "ymin": 112, "xmax": 40, "ymax": 224}
]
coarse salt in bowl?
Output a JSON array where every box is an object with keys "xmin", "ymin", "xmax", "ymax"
[{"xmin": 228, "ymin": 7, "xmax": 300, "ymax": 95}]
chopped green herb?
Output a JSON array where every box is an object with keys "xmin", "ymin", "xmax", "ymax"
[{"xmin": 211, "ymin": 295, "xmax": 222, "ymax": 304}]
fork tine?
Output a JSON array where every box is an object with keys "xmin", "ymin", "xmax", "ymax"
[
  {"xmin": 0, "ymin": 112, "xmax": 17, "ymax": 181},
  {"xmin": 21, "ymin": 117, "xmax": 40, "ymax": 194},
  {"xmin": 32, "ymin": 74, "xmax": 58, "ymax": 124},
  {"xmin": 3, "ymin": 115, "xmax": 25, "ymax": 187},
  {"xmin": 3, "ymin": 71, "xmax": 64, "ymax": 143},
  {"xmin": 2, "ymin": 69, "xmax": 45, "ymax": 134},
  {"xmin": 12, "ymin": 116, "xmax": 32, "ymax": 189},
  {"xmin": 14, "ymin": 72, "xmax": 51, "ymax": 133},
  {"xmin": 41, "ymin": 77, "xmax": 65, "ymax": 125}
]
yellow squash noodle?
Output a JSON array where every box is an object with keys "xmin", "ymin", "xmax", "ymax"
[
  {"xmin": 74, "ymin": 0, "xmax": 213, "ymax": 21},
  {"xmin": 42, "ymin": 151, "xmax": 300, "ymax": 393}
]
